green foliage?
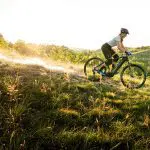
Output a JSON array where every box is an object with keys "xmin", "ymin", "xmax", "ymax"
[
  {"xmin": 39, "ymin": 44, "xmax": 102, "ymax": 64},
  {"xmin": 14, "ymin": 40, "xmax": 36, "ymax": 56},
  {"xmin": 1, "ymin": 39, "xmax": 103, "ymax": 63}
]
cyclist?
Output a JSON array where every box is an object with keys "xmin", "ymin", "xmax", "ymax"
[{"xmin": 96, "ymin": 28, "xmax": 131, "ymax": 75}]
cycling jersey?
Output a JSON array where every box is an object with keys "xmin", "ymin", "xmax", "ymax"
[{"xmin": 107, "ymin": 35, "xmax": 121, "ymax": 47}]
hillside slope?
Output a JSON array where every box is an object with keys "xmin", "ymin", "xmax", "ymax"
[{"xmin": 0, "ymin": 49, "xmax": 150, "ymax": 150}]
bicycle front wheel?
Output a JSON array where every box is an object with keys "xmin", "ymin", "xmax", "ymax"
[{"xmin": 120, "ymin": 64, "xmax": 146, "ymax": 89}]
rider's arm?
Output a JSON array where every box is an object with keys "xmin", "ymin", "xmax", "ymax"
[{"xmin": 117, "ymin": 41, "xmax": 127, "ymax": 53}]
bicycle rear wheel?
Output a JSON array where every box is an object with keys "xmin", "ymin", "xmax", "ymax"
[
  {"xmin": 120, "ymin": 64, "xmax": 146, "ymax": 89},
  {"xmin": 84, "ymin": 57, "xmax": 105, "ymax": 80}
]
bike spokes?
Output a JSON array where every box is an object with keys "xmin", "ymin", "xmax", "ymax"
[
  {"xmin": 84, "ymin": 57, "xmax": 105, "ymax": 81},
  {"xmin": 121, "ymin": 64, "xmax": 146, "ymax": 89},
  {"xmin": 84, "ymin": 58, "xmax": 103, "ymax": 76}
]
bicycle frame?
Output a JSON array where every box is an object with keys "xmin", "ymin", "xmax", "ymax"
[
  {"xmin": 93, "ymin": 54, "xmax": 131, "ymax": 77},
  {"xmin": 110, "ymin": 55, "xmax": 129, "ymax": 76}
]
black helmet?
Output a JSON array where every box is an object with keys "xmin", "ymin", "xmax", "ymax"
[{"xmin": 121, "ymin": 28, "xmax": 129, "ymax": 34}]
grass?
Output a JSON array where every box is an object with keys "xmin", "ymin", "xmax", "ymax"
[{"xmin": 0, "ymin": 48, "xmax": 150, "ymax": 149}]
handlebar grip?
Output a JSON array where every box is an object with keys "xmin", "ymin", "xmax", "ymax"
[{"xmin": 125, "ymin": 51, "xmax": 132, "ymax": 56}]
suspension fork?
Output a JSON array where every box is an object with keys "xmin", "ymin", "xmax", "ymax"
[{"xmin": 127, "ymin": 60, "xmax": 131, "ymax": 66}]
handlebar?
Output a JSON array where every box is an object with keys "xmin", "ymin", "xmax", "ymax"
[
  {"xmin": 125, "ymin": 51, "xmax": 132, "ymax": 56},
  {"xmin": 119, "ymin": 51, "xmax": 132, "ymax": 59}
]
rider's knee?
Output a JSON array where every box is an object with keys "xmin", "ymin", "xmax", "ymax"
[
  {"xmin": 105, "ymin": 58, "xmax": 113, "ymax": 66},
  {"xmin": 113, "ymin": 54, "xmax": 119, "ymax": 62}
]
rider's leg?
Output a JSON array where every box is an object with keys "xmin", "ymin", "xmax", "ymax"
[
  {"xmin": 102, "ymin": 47, "xmax": 113, "ymax": 72},
  {"xmin": 105, "ymin": 58, "xmax": 113, "ymax": 72},
  {"xmin": 94, "ymin": 43, "xmax": 114, "ymax": 74},
  {"xmin": 113, "ymin": 53, "xmax": 119, "ymax": 62},
  {"xmin": 112, "ymin": 53, "xmax": 119, "ymax": 66},
  {"xmin": 109, "ymin": 50, "xmax": 119, "ymax": 71},
  {"xmin": 101, "ymin": 43, "xmax": 112, "ymax": 70}
]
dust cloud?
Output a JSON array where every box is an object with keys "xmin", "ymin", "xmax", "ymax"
[{"xmin": 0, "ymin": 52, "xmax": 84, "ymax": 75}]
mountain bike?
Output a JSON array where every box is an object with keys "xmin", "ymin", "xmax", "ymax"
[{"xmin": 84, "ymin": 52, "xmax": 147, "ymax": 89}]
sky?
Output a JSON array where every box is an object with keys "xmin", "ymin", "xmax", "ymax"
[{"xmin": 0, "ymin": 0, "xmax": 150, "ymax": 49}]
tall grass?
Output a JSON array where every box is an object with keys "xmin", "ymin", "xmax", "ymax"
[
  {"xmin": 0, "ymin": 57, "xmax": 149, "ymax": 149},
  {"xmin": 0, "ymin": 38, "xmax": 150, "ymax": 149}
]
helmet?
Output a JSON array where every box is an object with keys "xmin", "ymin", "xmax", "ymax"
[{"xmin": 121, "ymin": 28, "xmax": 129, "ymax": 34}]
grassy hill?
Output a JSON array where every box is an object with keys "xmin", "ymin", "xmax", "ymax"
[{"xmin": 0, "ymin": 47, "xmax": 150, "ymax": 149}]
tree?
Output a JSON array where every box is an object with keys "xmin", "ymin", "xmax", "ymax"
[
  {"xmin": 14, "ymin": 40, "xmax": 33, "ymax": 55},
  {"xmin": 0, "ymin": 33, "xmax": 8, "ymax": 48}
]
